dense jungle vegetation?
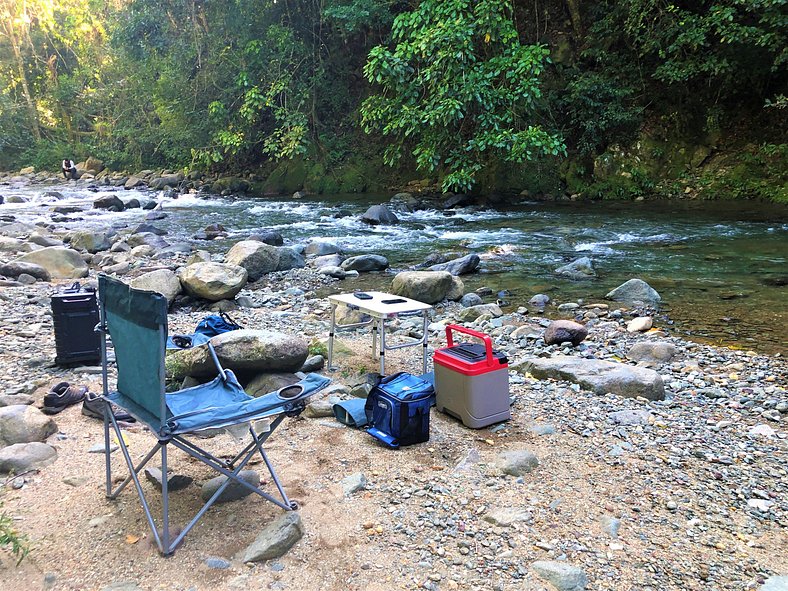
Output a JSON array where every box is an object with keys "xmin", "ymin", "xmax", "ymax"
[{"xmin": 0, "ymin": 0, "xmax": 786, "ymax": 200}]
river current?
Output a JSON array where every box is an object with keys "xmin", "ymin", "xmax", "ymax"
[{"xmin": 2, "ymin": 183, "xmax": 786, "ymax": 354}]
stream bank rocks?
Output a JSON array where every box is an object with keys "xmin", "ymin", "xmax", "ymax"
[
  {"xmin": 17, "ymin": 246, "xmax": 88, "ymax": 279},
  {"xmin": 518, "ymin": 355, "xmax": 665, "ymax": 400},
  {"xmin": 391, "ymin": 270, "xmax": 454, "ymax": 304}
]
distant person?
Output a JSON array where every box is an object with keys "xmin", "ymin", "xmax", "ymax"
[{"xmin": 61, "ymin": 158, "xmax": 77, "ymax": 180}]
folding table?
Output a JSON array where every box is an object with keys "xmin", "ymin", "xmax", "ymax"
[{"xmin": 327, "ymin": 291, "xmax": 433, "ymax": 375}]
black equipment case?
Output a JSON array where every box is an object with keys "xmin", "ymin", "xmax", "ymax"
[{"xmin": 51, "ymin": 282, "xmax": 101, "ymax": 366}]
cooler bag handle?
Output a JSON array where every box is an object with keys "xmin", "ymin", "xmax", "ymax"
[{"xmin": 445, "ymin": 324, "xmax": 495, "ymax": 368}]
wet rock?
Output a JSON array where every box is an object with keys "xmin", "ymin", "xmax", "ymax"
[
  {"xmin": 555, "ymin": 257, "xmax": 596, "ymax": 280},
  {"xmin": 248, "ymin": 230, "xmax": 284, "ymax": 246},
  {"xmin": 149, "ymin": 173, "xmax": 184, "ymax": 190},
  {"xmin": 166, "ymin": 330, "xmax": 308, "ymax": 379},
  {"xmin": 460, "ymin": 293, "xmax": 483, "ymax": 307},
  {"xmin": 0, "ymin": 442, "xmax": 58, "ymax": 473},
  {"xmin": 543, "ymin": 320, "xmax": 588, "ymax": 346},
  {"xmin": 130, "ymin": 269, "xmax": 182, "ymax": 304},
  {"xmin": 341, "ymin": 255, "xmax": 389, "ymax": 272},
  {"xmin": 0, "ymin": 405, "xmax": 58, "ymax": 447},
  {"xmin": 0, "ymin": 261, "xmax": 51, "ymax": 281},
  {"xmin": 178, "ymin": 262, "xmax": 248, "ymax": 301},
  {"xmin": 391, "ymin": 271, "xmax": 453, "ymax": 304},
  {"xmin": 16, "ymin": 246, "xmax": 88, "ymax": 279},
  {"xmin": 519, "ymin": 356, "xmax": 665, "ymax": 400},
  {"xmin": 305, "ymin": 240, "xmax": 342, "ymax": 256},
  {"xmin": 93, "ymin": 195, "xmax": 125, "ymax": 210},
  {"xmin": 606, "ymin": 278, "xmax": 661, "ymax": 306},
  {"xmin": 124, "ymin": 177, "xmax": 145, "ymax": 190},
  {"xmin": 428, "ymin": 253, "xmax": 480, "ymax": 276},
  {"xmin": 532, "ymin": 560, "xmax": 587, "ymax": 591},
  {"xmin": 529, "ymin": 294, "xmax": 550, "ymax": 307},
  {"xmin": 360, "ymin": 204, "xmax": 399, "ymax": 225},
  {"xmin": 225, "ymin": 240, "xmax": 281, "ymax": 281},
  {"xmin": 496, "ymin": 449, "xmax": 539, "ymax": 476},
  {"xmin": 241, "ymin": 512, "xmax": 303, "ymax": 562},
  {"xmin": 200, "ymin": 470, "xmax": 259, "ymax": 503},
  {"xmin": 130, "ymin": 223, "xmax": 166, "ymax": 236}
]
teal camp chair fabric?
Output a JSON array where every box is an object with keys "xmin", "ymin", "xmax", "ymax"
[
  {"xmin": 99, "ymin": 274, "xmax": 168, "ymax": 424},
  {"xmin": 96, "ymin": 274, "xmax": 330, "ymax": 555}
]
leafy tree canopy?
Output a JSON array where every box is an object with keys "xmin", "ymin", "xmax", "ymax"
[{"xmin": 361, "ymin": 0, "xmax": 565, "ymax": 193}]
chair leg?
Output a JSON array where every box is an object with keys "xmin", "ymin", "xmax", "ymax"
[
  {"xmin": 161, "ymin": 443, "xmax": 170, "ymax": 555},
  {"xmin": 104, "ymin": 405, "xmax": 112, "ymax": 498}
]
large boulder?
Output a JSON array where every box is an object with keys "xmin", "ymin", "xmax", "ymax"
[
  {"xmin": 93, "ymin": 195, "xmax": 125, "ymax": 211},
  {"xmin": 360, "ymin": 204, "xmax": 399, "ymax": 225},
  {"xmin": 0, "ymin": 405, "xmax": 57, "ymax": 447},
  {"xmin": 166, "ymin": 329, "xmax": 308, "ymax": 379},
  {"xmin": 276, "ymin": 247, "xmax": 306, "ymax": 271},
  {"xmin": 543, "ymin": 320, "xmax": 588, "ymax": 346},
  {"xmin": 124, "ymin": 176, "xmax": 145, "ymax": 190},
  {"xmin": 391, "ymin": 271, "xmax": 453, "ymax": 304},
  {"xmin": 69, "ymin": 230, "xmax": 111, "ymax": 253},
  {"xmin": 149, "ymin": 173, "xmax": 184, "ymax": 190},
  {"xmin": 517, "ymin": 356, "xmax": 664, "ymax": 400},
  {"xmin": 0, "ymin": 261, "xmax": 51, "ymax": 281},
  {"xmin": 225, "ymin": 240, "xmax": 280, "ymax": 281},
  {"xmin": 84, "ymin": 156, "xmax": 105, "ymax": 174},
  {"xmin": 606, "ymin": 278, "xmax": 661, "ymax": 306},
  {"xmin": 130, "ymin": 269, "xmax": 182, "ymax": 304},
  {"xmin": 178, "ymin": 262, "xmax": 248, "ymax": 301},
  {"xmin": 555, "ymin": 257, "xmax": 596, "ymax": 280},
  {"xmin": 248, "ymin": 230, "xmax": 284, "ymax": 246},
  {"xmin": 16, "ymin": 247, "xmax": 88, "ymax": 279},
  {"xmin": 428, "ymin": 253, "xmax": 480, "ymax": 276},
  {"xmin": 341, "ymin": 255, "xmax": 389, "ymax": 272},
  {"xmin": 0, "ymin": 442, "xmax": 57, "ymax": 473}
]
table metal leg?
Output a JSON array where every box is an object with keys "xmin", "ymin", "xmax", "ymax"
[
  {"xmin": 327, "ymin": 304, "xmax": 336, "ymax": 372},
  {"xmin": 379, "ymin": 317, "xmax": 386, "ymax": 375},
  {"xmin": 422, "ymin": 311, "xmax": 429, "ymax": 375},
  {"xmin": 372, "ymin": 322, "xmax": 378, "ymax": 361}
]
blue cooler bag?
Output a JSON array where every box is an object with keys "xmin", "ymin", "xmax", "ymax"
[{"xmin": 365, "ymin": 372, "xmax": 434, "ymax": 448}]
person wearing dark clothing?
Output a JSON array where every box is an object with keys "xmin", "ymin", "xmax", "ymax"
[{"xmin": 62, "ymin": 158, "xmax": 77, "ymax": 179}]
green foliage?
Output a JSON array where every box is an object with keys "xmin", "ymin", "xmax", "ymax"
[
  {"xmin": 308, "ymin": 339, "xmax": 328, "ymax": 358},
  {"xmin": 559, "ymin": 71, "xmax": 643, "ymax": 156},
  {"xmin": 0, "ymin": 503, "xmax": 30, "ymax": 565},
  {"xmin": 323, "ymin": 0, "xmax": 395, "ymax": 35},
  {"xmin": 361, "ymin": 0, "xmax": 564, "ymax": 193},
  {"xmin": 697, "ymin": 143, "xmax": 788, "ymax": 202}
]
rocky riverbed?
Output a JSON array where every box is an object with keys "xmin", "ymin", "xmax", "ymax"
[{"xmin": 0, "ymin": 171, "xmax": 786, "ymax": 591}]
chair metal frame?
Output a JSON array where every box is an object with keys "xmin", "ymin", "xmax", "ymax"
[{"xmin": 97, "ymin": 281, "xmax": 305, "ymax": 556}]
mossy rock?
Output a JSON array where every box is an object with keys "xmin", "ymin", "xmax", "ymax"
[
  {"xmin": 263, "ymin": 158, "xmax": 307, "ymax": 194},
  {"xmin": 210, "ymin": 176, "xmax": 249, "ymax": 193}
]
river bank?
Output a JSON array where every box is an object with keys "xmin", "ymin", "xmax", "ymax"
[{"xmin": 0, "ymin": 186, "xmax": 786, "ymax": 590}]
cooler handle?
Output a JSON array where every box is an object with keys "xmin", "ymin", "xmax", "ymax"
[{"xmin": 444, "ymin": 324, "xmax": 494, "ymax": 367}]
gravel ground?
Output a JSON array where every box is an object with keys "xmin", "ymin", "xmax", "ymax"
[{"xmin": 0, "ymin": 268, "xmax": 785, "ymax": 591}]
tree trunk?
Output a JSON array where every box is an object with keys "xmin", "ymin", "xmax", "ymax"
[
  {"xmin": 2, "ymin": 18, "xmax": 41, "ymax": 140},
  {"xmin": 565, "ymin": 0, "xmax": 582, "ymax": 39}
]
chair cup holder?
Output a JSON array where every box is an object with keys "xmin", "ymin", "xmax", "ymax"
[{"xmin": 277, "ymin": 385, "xmax": 304, "ymax": 400}]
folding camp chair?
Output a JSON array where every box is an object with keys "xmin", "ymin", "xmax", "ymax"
[{"xmin": 96, "ymin": 274, "xmax": 330, "ymax": 555}]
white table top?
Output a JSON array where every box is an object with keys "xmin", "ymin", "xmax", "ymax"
[{"xmin": 328, "ymin": 291, "xmax": 432, "ymax": 317}]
